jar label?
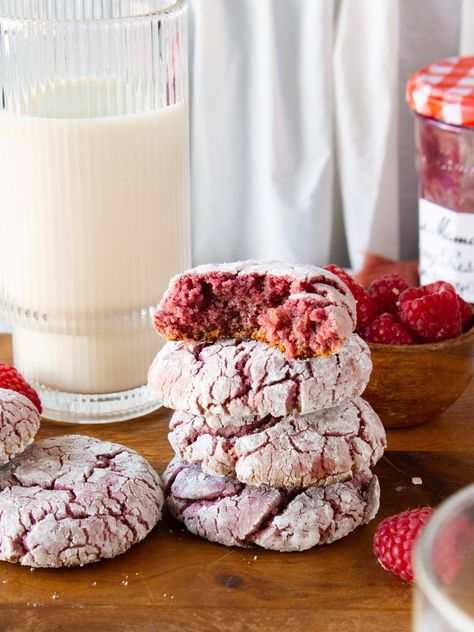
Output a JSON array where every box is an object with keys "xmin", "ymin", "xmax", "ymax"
[{"xmin": 419, "ymin": 198, "xmax": 474, "ymax": 301}]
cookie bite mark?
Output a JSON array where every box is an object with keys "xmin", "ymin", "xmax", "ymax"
[{"xmin": 153, "ymin": 260, "xmax": 356, "ymax": 360}]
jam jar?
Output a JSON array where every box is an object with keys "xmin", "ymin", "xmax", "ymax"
[{"xmin": 407, "ymin": 56, "xmax": 474, "ymax": 301}]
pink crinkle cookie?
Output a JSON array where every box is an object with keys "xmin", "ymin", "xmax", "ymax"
[
  {"xmin": 163, "ymin": 458, "xmax": 380, "ymax": 552},
  {"xmin": 0, "ymin": 435, "xmax": 164, "ymax": 568},
  {"xmin": 148, "ymin": 335, "xmax": 371, "ymax": 420},
  {"xmin": 169, "ymin": 397, "xmax": 386, "ymax": 489},
  {"xmin": 0, "ymin": 389, "xmax": 40, "ymax": 466},
  {"xmin": 153, "ymin": 260, "xmax": 357, "ymax": 360}
]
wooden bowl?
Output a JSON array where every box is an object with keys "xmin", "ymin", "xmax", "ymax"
[{"xmin": 364, "ymin": 324, "xmax": 474, "ymax": 429}]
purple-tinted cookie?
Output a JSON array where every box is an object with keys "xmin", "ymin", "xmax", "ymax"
[
  {"xmin": 163, "ymin": 458, "xmax": 380, "ymax": 552},
  {"xmin": 0, "ymin": 435, "xmax": 164, "ymax": 567},
  {"xmin": 169, "ymin": 397, "xmax": 386, "ymax": 488},
  {"xmin": 148, "ymin": 335, "xmax": 371, "ymax": 420},
  {"xmin": 153, "ymin": 260, "xmax": 356, "ymax": 360},
  {"xmin": 0, "ymin": 389, "xmax": 40, "ymax": 466}
]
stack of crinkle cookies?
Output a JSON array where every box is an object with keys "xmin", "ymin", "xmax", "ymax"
[
  {"xmin": 149, "ymin": 260, "xmax": 387, "ymax": 552},
  {"xmin": 0, "ymin": 370, "xmax": 164, "ymax": 568}
]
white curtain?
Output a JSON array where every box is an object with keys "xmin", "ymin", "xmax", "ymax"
[{"xmin": 188, "ymin": 0, "xmax": 463, "ymax": 269}]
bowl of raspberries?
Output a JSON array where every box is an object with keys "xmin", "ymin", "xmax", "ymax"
[{"xmin": 325, "ymin": 265, "xmax": 474, "ymax": 429}]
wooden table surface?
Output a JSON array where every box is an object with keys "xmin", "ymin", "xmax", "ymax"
[{"xmin": 0, "ymin": 334, "xmax": 473, "ymax": 632}]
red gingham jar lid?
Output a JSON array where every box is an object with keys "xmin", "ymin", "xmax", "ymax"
[{"xmin": 406, "ymin": 56, "xmax": 474, "ymax": 126}]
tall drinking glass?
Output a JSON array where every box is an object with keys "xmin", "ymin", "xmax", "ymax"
[
  {"xmin": 414, "ymin": 484, "xmax": 474, "ymax": 632},
  {"xmin": 0, "ymin": 1, "xmax": 190, "ymax": 422}
]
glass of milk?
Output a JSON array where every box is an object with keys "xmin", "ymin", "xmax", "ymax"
[
  {"xmin": 413, "ymin": 484, "xmax": 474, "ymax": 632},
  {"xmin": 0, "ymin": 1, "xmax": 190, "ymax": 422}
]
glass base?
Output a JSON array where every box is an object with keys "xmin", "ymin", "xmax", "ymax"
[{"xmin": 35, "ymin": 382, "xmax": 161, "ymax": 424}]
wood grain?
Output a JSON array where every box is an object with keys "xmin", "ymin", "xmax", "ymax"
[{"xmin": 0, "ymin": 334, "xmax": 473, "ymax": 632}]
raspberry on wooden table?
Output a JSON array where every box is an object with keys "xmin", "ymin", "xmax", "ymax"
[
  {"xmin": 373, "ymin": 507, "xmax": 433, "ymax": 583},
  {"xmin": 363, "ymin": 313, "xmax": 415, "ymax": 345},
  {"xmin": 324, "ymin": 264, "xmax": 376, "ymax": 331},
  {"xmin": 0, "ymin": 364, "xmax": 42, "ymax": 413},
  {"xmin": 398, "ymin": 281, "xmax": 462, "ymax": 343},
  {"xmin": 367, "ymin": 274, "xmax": 409, "ymax": 316}
]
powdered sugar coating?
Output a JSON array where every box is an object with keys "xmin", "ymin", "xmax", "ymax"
[
  {"xmin": 163, "ymin": 458, "xmax": 380, "ymax": 552},
  {"xmin": 148, "ymin": 335, "xmax": 371, "ymax": 421},
  {"xmin": 154, "ymin": 260, "xmax": 357, "ymax": 360},
  {"xmin": 0, "ymin": 389, "xmax": 40, "ymax": 466},
  {"xmin": 169, "ymin": 397, "xmax": 386, "ymax": 488},
  {"xmin": 0, "ymin": 435, "xmax": 164, "ymax": 567}
]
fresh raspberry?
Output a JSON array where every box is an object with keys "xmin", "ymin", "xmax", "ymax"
[
  {"xmin": 374, "ymin": 507, "xmax": 433, "ymax": 583},
  {"xmin": 0, "ymin": 364, "xmax": 42, "ymax": 413},
  {"xmin": 324, "ymin": 264, "xmax": 376, "ymax": 331},
  {"xmin": 363, "ymin": 313, "xmax": 415, "ymax": 345},
  {"xmin": 457, "ymin": 295, "xmax": 473, "ymax": 332},
  {"xmin": 398, "ymin": 281, "xmax": 462, "ymax": 342},
  {"xmin": 367, "ymin": 274, "xmax": 409, "ymax": 315}
]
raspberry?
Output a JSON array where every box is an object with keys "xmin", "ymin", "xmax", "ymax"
[
  {"xmin": 324, "ymin": 264, "xmax": 376, "ymax": 331},
  {"xmin": 374, "ymin": 507, "xmax": 433, "ymax": 583},
  {"xmin": 367, "ymin": 274, "xmax": 409, "ymax": 315},
  {"xmin": 0, "ymin": 364, "xmax": 42, "ymax": 413},
  {"xmin": 457, "ymin": 295, "xmax": 473, "ymax": 332},
  {"xmin": 363, "ymin": 313, "xmax": 415, "ymax": 345},
  {"xmin": 398, "ymin": 281, "xmax": 462, "ymax": 342}
]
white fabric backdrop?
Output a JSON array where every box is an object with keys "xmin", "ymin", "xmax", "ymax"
[{"xmin": 189, "ymin": 0, "xmax": 462, "ymax": 269}]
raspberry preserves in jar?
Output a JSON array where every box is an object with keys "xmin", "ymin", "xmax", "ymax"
[{"xmin": 407, "ymin": 57, "xmax": 474, "ymax": 301}]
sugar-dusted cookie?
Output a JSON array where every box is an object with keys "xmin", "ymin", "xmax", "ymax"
[
  {"xmin": 169, "ymin": 397, "xmax": 386, "ymax": 488},
  {"xmin": 0, "ymin": 389, "xmax": 40, "ymax": 466},
  {"xmin": 163, "ymin": 458, "xmax": 380, "ymax": 552},
  {"xmin": 0, "ymin": 435, "xmax": 164, "ymax": 567},
  {"xmin": 149, "ymin": 335, "xmax": 371, "ymax": 420},
  {"xmin": 153, "ymin": 260, "xmax": 357, "ymax": 360}
]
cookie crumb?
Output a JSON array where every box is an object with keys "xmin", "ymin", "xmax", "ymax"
[
  {"xmin": 411, "ymin": 477, "xmax": 423, "ymax": 485},
  {"xmin": 395, "ymin": 486, "xmax": 404, "ymax": 492},
  {"xmin": 253, "ymin": 555, "xmax": 258, "ymax": 560},
  {"xmin": 121, "ymin": 580, "xmax": 128, "ymax": 587},
  {"xmin": 51, "ymin": 593, "xmax": 59, "ymax": 600},
  {"xmin": 91, "ymin": 582, "xmax": 97, "ymax": 587}
]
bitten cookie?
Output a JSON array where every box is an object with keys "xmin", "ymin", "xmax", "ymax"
[
  {"xmin": 153, "ymin": 260, "xmax": 357, "ymax": 360},
  {"xmin": 148, "ymin": 335, "xmax": 371, "ymax": 420},
  {"xmin": 163, "ymin": 458, "xmax": 380, "ymax": 552},
  {"xmin": 169, "ymin": 397, "xmax": 386, "ymax": 488},
  {"xmin": 0, "ymin": 435, "xmax": 164, "ymax": 567},
  {"xmin": 0, "ymin": 389, "xmax": 40, "ymax": 466}
]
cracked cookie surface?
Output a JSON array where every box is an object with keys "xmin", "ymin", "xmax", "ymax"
[
  {"xmin": 0, "ymin": 435, "xmax": 164, "ymax": 567},
  {"xmin": 153, "ymin": 260, "xmax": 357, "ymax": 360},
  {"xmin": 0, "ymin": 389, "xmax": 40, "ymax": 467},
  {"xmin": 169, "ymin": 397, "xmax": 386, "ymax": 488},
  {"xmin": 149, "ymin": 335, "xmax": 371, "ymax": 420},
  {"xmin": 163, "ymin": 458, "xmax": 380, "ymax": 551}
]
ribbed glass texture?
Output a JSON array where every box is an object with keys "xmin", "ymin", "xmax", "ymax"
[{"xmin": 0, "ymin": 1, "xmax": 190, "ymax": 422}]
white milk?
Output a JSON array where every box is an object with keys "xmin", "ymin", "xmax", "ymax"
[{"xmin": 0, "ymin": 81, "xmax": 190, "ymax": 393}]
